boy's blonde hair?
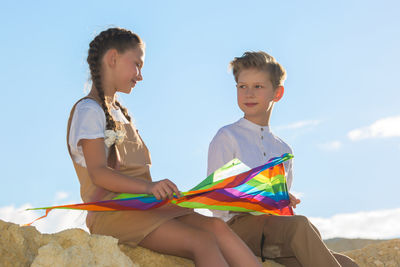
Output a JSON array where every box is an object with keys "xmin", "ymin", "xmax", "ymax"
[{"xmin": 229, "ymin": 51, "xmax": 287, "ymax": 89}]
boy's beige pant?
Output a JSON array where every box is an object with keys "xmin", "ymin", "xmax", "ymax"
[{"xmin": 228, "ymin": 214, "xmax": 358, "ymax": 267}]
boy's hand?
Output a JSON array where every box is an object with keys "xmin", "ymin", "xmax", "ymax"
[
  {"xmin": 148, "ymin": 179, "xmax": 181, "ymax": 200},
  {"xmin": 289, "ymin": 192, "xmax": 301, "ymax": 208}
]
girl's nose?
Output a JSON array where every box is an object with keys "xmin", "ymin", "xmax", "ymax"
[{"xmin": 137, "ymin": 71, "xmax": 143, "ymax": 81}]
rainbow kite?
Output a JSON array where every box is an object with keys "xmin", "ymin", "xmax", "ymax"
[{"xmin": 26, "ymin": 153, "xmax": 294, "ymax": 225}]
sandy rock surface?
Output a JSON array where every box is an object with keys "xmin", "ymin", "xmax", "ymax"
[
  {"xmin": 0, "ymin": 219, "xmax": 282, "ymax": 267},
  {"xmin": 344, "ymin": 239, "xmax": 400, "ymax": 267},
  {"xmin": 2, "ymin": 219, "xmax": 399, "ymax": 267}
]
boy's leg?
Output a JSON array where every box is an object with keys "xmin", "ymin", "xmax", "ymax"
[
  {"xmin": 332, "ymin": 252, "xmax": 359, "ymax": 267},
  {"xmin": 309, "ymin": 222, "xmax": 358, "ymax": 266},
  {"xmin": 263, "ymin": 215, "xmax": 343, "ymax": 266},
  {"xmin": 228, "ymin": 214, "xmax": 343, "ymax": 267},
  {"xmin": 271, "ymin": 253, "xmax": 358, "ymax": 267}
]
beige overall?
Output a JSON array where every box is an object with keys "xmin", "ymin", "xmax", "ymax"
[{"xmin": 67, "ymin": 96, "xmax": 193, "ymax": 247}]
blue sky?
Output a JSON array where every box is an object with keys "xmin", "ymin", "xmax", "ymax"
[{"xmin": 1, "ymin": 1, "xmax": 399, "ymax": 238}]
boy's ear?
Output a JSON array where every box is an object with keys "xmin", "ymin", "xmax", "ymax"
[{"xmin": 273, "ymin": 86, "xmax": 284, "ymax": 102}]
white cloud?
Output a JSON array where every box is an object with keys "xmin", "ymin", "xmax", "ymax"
[
  {"xmin": 318, "ymin": 141, "xmax": 342, "ymax": 151},
  {"xmin": 309, "ymin": 208, "xmax": 400, "ymax": 239},
  {"xmin": 276, "ymin": 120, "xmax": 322, "ymax": 131},
  {"xmin": 0, "ymin": 203, "xmax": 88, "ymax": 234},
  {"xmin": 54, "ymin": 192, "xmax": 69, "ymax": 201},
  {"xmin": 348, "ymin": 115, "xmax": 400, "ymax": 141}
]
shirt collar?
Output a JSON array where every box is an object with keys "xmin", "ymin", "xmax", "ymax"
[{"xmin": 237, "ymin": 118, "xmax": 271, "ymax": 133}]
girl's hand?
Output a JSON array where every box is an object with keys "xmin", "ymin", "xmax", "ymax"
[
  {"xmin": 289, "ymin": 192, "xmax": 301, "ymax": 208},
  {"xmin": 148, "ymin": 179, "xmax": 181, "ymax": 200}
]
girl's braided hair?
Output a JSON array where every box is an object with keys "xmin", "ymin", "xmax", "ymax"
[{"xmin": 87, "ymin": 28, "xmax": 144, "ymax": 168}]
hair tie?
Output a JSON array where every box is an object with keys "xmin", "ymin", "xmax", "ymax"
[{"xmin": 104, "ymin": 129, "xmax": 126, "ymax": 147}]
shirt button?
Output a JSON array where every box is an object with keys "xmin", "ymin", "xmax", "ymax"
[
  {"xmin": 263, "ymin": 152, "xmax": 266, "ymax": 156},
  {"xmin": 261, "ymin": 136, "xmax": 264, "ymax": 139},
  {"xmin": 261, "ymin": 128, "xmax": 264, "ymax": 131}
]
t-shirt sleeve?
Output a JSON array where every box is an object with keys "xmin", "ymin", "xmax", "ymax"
[
  {"xmin": 68, "ymin": 100, "xmax": 106, "ymax": 153},
  {"xmin": 283, "ymin": 145, "xmax": 294, "ymax": 190},
  {"xmin": 207, "ymin": 129, "xmax": 235, "ymax": 176}
]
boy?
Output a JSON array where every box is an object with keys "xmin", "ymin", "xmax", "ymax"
[{"xmin": 207, "ymin": 52, "xmax": 357, "ymax": 267}]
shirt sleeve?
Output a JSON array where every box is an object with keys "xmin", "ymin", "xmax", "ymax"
[
  {"xmin": 207, "ymin": 128, "xmax": 235, "ymax": 176},
  {"xmin": 68, "ymin": 100, "xmax": 106, "ymax": 153},
  {"xmin": 286, "ymin": 158, "xmax": 294, "ymax": 190}
]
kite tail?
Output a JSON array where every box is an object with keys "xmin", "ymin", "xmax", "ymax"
[{"xmin": 22, "ymin": 208, "xmax": 53, "ymax": 227}]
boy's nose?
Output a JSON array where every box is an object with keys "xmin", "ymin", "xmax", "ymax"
[
  {"xmin": 137, "ymin": 72, "xmax": 143, "ymax": 81},
  {"xmin": 245, "ymin": 88, "xmax": 255, "ymax": 96}
]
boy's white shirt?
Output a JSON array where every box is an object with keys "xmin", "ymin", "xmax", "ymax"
[{"xmin": 207, "ymin": 117, "xmax": 293, "ymax": 222}]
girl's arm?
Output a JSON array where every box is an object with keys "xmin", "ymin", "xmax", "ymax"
[{"xmin": 81, "ymin": 138, "xmax": 180, "ymax": 199}]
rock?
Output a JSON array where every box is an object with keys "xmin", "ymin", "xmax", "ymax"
[
  {"xmin": 119, "ymin": 245, "xmax": 193, "ymax": 267},
  {"xmin": 3, "ymin": 219, "xmax": 398, "ymax": 267},
  {"xmin": 31, "ymin": 231, "xmax": 134, "ymax": 267},
  {"xmin": 344, "ymin": 239, "xmax": 400, "ymax": 267},
  {"xmin": 324, "ymin": 238, "xmax": 387, "ymax": 252},
  {"xmin": 0, "ymin": 220, "xmax": 133, "ymax": 267},
  {"xmin": 119, "ymin": 244, "xmax": 283, "ymax": 267},
  {"xmin": 0, "ymin": 219, "xmax": 42, "ymax": 267}
]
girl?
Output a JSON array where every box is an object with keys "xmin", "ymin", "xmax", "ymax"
[{"xmin": 67, "ymin": 27, "xmax": 261, "ymax": 267}]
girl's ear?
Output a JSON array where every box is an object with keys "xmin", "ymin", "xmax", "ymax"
[
  {"xmin": 104, "ymin": 49, "xmax": 118, "ymax": 68},
  {"xmin": 273, "ymin": 86, "xmax": 284, "ymax": 102}
]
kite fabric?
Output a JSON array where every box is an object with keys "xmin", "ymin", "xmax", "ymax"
[{"xmin": 26, "ymin": 153, "xmax": 294, "ymax": 225}]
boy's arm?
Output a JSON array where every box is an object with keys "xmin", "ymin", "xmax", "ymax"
[{"xmin": 207, "ymin": 129, "xmax": 235, "ymax": 176}]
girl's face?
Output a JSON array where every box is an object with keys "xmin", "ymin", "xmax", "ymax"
[{"xmin": 113, "ymin": 46, "xmax": 145, "ymax": 94}]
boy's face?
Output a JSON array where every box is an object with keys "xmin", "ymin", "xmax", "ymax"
[{"xmin": 236, "ymin": 68, "xmax": 282, "ymax": 125}]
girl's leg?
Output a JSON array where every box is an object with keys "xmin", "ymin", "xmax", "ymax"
[
  {"xmin": 177, "ymin": 213, "xmax": 262, "ymax": 267},
  {"xmin": 139, "ymin": 217, "xmax": 228, "ymax": 267}
]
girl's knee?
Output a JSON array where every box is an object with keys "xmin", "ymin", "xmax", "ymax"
[{"xmin": 207, "ymin": 217, "xmax": 230, "ymax": 233}]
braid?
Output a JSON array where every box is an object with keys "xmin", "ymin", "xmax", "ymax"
[
  {"xmin": 115, "ymin": 101, "xmax": 132, "ymax": 122},
  {"xmin": 86, "ymin": 27, "xmax": 143, "ymax": 167}
]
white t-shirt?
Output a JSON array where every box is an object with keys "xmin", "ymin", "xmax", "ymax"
[
  {"xmin": 68, "ymin": 98, "xmax": 130, "ymax": 168},
  {"xmin": 207, "ymin": 118, "xmax": 294, "ymax": 221}
]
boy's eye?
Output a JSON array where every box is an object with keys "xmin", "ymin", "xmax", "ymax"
[
  {"xmin": 255, "ymin": 85, "xmax": 263, "ymax": 89},
  {"xmin": 238, "ymin": 85, "xmax": 246, "ymax": 89}
]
